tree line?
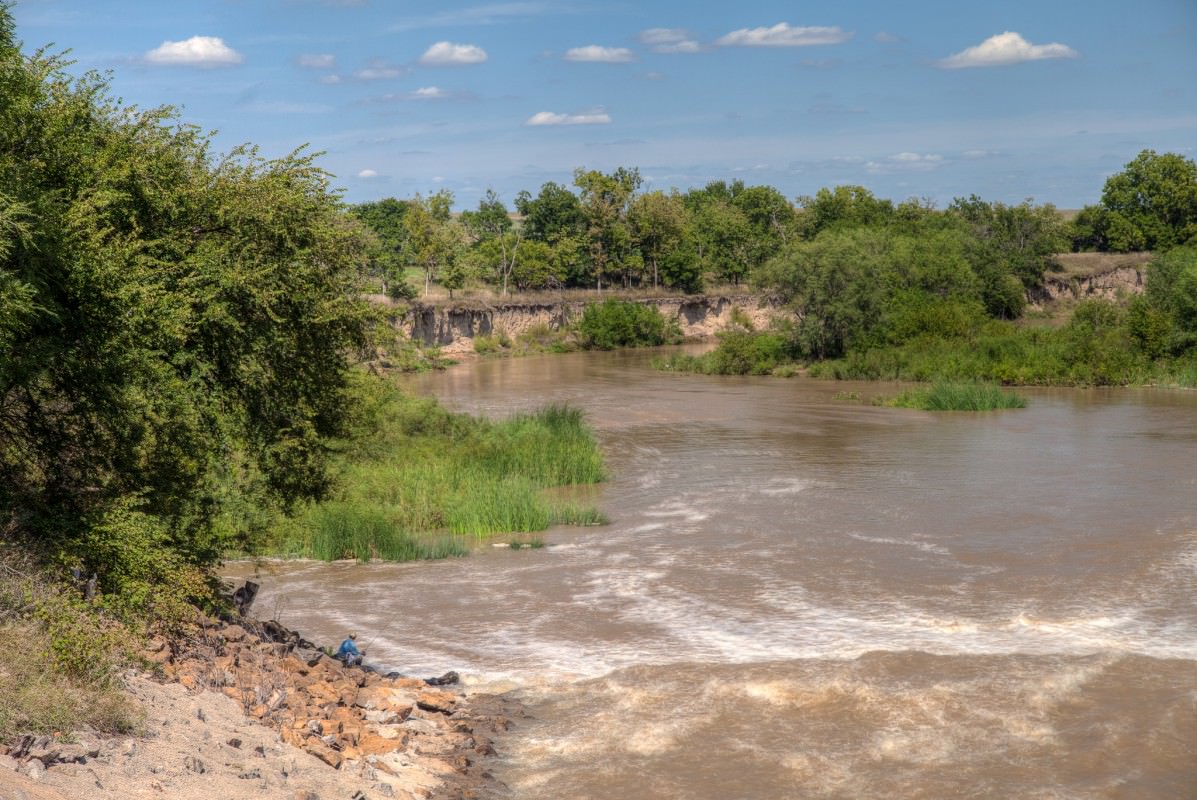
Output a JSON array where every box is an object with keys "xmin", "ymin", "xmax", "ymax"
[{"xmin": 352, "ymin": 150, "xmax": 1197, "ymax": 303}]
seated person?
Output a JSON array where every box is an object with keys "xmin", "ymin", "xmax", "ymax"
[{"xmin": 337, "ymin": 633, "xmax": 363, "ymax": 666}]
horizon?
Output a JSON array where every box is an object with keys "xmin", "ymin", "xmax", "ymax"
[{"xmin": 10, "ymin": 0, "xmax": 1197, "ymax": 210}]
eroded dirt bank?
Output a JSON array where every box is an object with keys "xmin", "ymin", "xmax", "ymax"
[
  {"xmin": 402, "ymin": 293, "xmax": 782, "ymax": 356},
  {"xmin": 0, "ymin": 617, "xmax": 519, "ymax": 800}
]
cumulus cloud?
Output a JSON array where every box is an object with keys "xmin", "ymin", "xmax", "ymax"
[
  {"xmin": 638, "ymin": 28, "xmax": 701, "ymax": 54},
  {"xmin": 525, "ymin": 110, "xmax": 612, "ymax": 126},
  {"xmin": 353, "ymin": 58, "xmax": 405, "ymax": 80},
  {"xmin": 564, "ymin": 45, "xmax": 636, "ymax": 63},
  {"xmin": 420, "ymin": 41, "xmax": 488, "ymax": 65},
  {"xmin": 144, "ymin": 36, "xmax": 244, "ymax": 67},
  {"xmin": 939, "ymin": 31, "xmax": 1078, "ymax": 69},
  {"xmin": 716, "ymin": 23, "xmax": 853, "ymax": 47},
  {"xmin": 358, "ymin": 169, "xmax": 378, "ymax": 178},
  {"xmin": 297, "ymin": 53, "xmax": 336, "ymax": 68}
]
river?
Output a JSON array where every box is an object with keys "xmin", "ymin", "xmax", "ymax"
[{"xmin": 231, "ymin": 348, "xmax": 1197, "ymax": 799}]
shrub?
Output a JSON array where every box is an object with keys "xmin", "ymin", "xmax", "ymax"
[{"xmin": 576, "ymin": 299, "xmax": 679, "ymax": 350}]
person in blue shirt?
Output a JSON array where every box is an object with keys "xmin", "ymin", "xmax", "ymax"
[{"xmin": 337, "ymin": 633, "xmax": 363, "ymax": 666}]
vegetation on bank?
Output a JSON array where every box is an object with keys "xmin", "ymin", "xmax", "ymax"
[
  {"xmin": 884, "ymin": 382, "xmax": 1026, "ymax": 411},
  {"xmin": 266, "ymin": 379, "xmax": 606, "ymax": 561}
]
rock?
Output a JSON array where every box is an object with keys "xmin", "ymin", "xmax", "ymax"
[
  {"xmin": 24, "ymin": 759, "xmax": 45, "ymax": 781},
  {"xmin": 238, "ymin": 767, "xmax": 262, "ymax": 780},
  {"xmin": 227, "ymin": 737, "xmax": 243, "ymax": 749},
  {"xmin": 415, "ymin": 690, "xmax": 457, "ymax": 714},
  {"xmin": 424, "ymin": 671, "xmax": 459, "ymax": 687},
  {"xmin": 0, "ymin": 754, "xmax": 19, "ymax": 771},
  {"xmin": 306, "ymin": 720, "xmax": 324, "ymax": 736},
  {"xmin": 183, "ymin": 755, "xmax": 206, "ymax": 774},
  {"xmin": 304, "ymin": 742, "xmax": 343, "ymax": 769}
]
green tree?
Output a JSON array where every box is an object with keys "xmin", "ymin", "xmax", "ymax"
[
  {"xmin": 462, "ymin": 190, "xmax": 520, "ymax": 295},
  {"xmin": 573, "ymin": 167, "xmax": 641, "ymax": 290},
  {"xmin": 515, "ymin": 182, "xmax": 586, "ymax": 244},
  {"xmin": 351, "ymin": 197, "xmax": 415, "ymax": 298},
  {"xmin": 0, "ymin": 7, "xmax": 374, "ymax": 596},
  {"xmin": 629, "ymin": 190, "xmax": 687, "ymax": 289},
  {"xmin": 1099, "ymin": 150, "xmax": 1197, "ymax": 252},
  {"xmin": 404, "ymin": 191, "xmax": 463, "ymax": 296},
  {"xmin": 795, "ymin": 185, "xmax": 894, "ymax": 239}
]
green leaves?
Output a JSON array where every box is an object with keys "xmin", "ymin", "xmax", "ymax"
[{"xmin": 0, "ymin": 10, "xmax": 374, "ymax": 601}]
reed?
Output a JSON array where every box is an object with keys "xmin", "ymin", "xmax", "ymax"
[
  {"xmin": 886, "ymin": 381, "xmax": 1027, "ymax": 411},
  {"xmin": 273, "ymin": 382, "xmax": 607, "ymax": 561}
]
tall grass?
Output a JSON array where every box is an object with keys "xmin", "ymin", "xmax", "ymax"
[
  {"xmin": 272, "ymin": 381, "xmax": 608, "ymax": 562},
  {"xmin": 886, "ymin": 381, "xmax": 1027, "ymax": 411}
]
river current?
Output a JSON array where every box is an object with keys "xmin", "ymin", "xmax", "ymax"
[{"xmin": 231, "ymin": 348, "xmax": 1197, "ymax": 799}]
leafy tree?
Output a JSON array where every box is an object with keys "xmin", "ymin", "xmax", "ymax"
[
  {"xmin": 0, "ymin": 7, "xmax": 374, "ymax": 596},
  {"xmin": 755, "ymin": 228, "xmax": 891, "ymax": 359},
  {"xmin": 948, "ymin": 195, "xmax": 1068, "ymax": 314},
  {"xmin": 462, "ymin": 190, "xmax": 520, "ymax": 295},
  {"xmin": 515, "ymin": 181, "xmax": 586, "ymax": 243},
  {"xmin": 1098, "ymin": 150, "xmax": 1197, "ymax": 252},
  {"xmin": 795, "ymin": 185, "xmax": 894, "ymax": 239},
  {"xmin": 574, "ymin": 167, "xmax": 641, "ymax": 289},
  {"xmin": 732, "ymin": 184, "xmax": 796, "ymax": 267},
  {"xmin": 685, "ymin": 195, "xmax": 752, "ymax": 285},
  {"xmin": 629, "ymin": 190, "xmax": 687, "ymax": 289},
  {"xmin": 404, "ymin": 192, "xmax": 463, "ymax": 296},
  {"xmin": 1145, "ymin": 246, "xmax": 1197, "ymax": 352},
  {"xmin": 351, "ymin": 197, "xmax": 414, "ymax": 298}
]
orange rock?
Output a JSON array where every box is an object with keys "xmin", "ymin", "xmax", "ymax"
[
  {"xmin": 178, "ymin": 674, "xmax": 198, "ymax": 691},
  {"xmin": 416, "ymin": 690, "xmax": 457, "ymax": 714},
  {"xmin": 357, "ymin": 732, "xmax": 407, "ymax": 756},
  {"xmin": 305, "ymin": 680, "xmax": 340, "ymax": 706},
  {"xmin": 304, "ymin": 742, "xmax": 343, "ymax": 769}
]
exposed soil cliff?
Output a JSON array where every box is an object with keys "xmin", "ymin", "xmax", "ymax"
[
  {"xmin": 403, "ymin": 294, "xmax": 783, "ymax": 356},
  {"xmin": 1029, "ymin": 265, "xmax": 1146, "ymax": 308}
]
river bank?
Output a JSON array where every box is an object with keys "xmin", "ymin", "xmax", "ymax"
[{"xmin": 0, "ymin": 610, "xmax": 517, "ymax": 800}]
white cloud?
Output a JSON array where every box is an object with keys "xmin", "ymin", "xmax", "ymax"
[
  {"xmin": 638, "ymin": 28, "xmax": 701, "ymax": 54},
  {"xmin": 420, "ymin": 41, "xmax": 488, "ymax": 65},
  {"xmin": 353, "ymin": 58, "xmax": 405, "ymax": 80},
  {"xmin": 525, "ymin": 110, "xmax": 612, "ymax": 126},
  {"xmin": 866, "ymin": 152, "xmax": 945, "ymax": 174},
  {"xmin": 144, "ymin": 36, "xmax": 244, "ymax": 67},
  {"xmin": 716, "ymin": 23, "xmax": 853, "ymax": 47},
  {"xmin": 411, "ymin": 86, "xmax": 448, "ymax": 99},
  {"xmin": 939, "ymin": 31, "xmax": 1079, "ymax": 69},
  {"xmin": 297, "ymin": 53, "xmax": 336, "ymax": 68},
  {"xmin": 358, "ymin": 169, "xmax": 378, "ymax": 178},
  {"xmin": 564, "ymin": 45, "xmax": 635, "ymax": 63},
  {"xmin": 319, "ymin": 74, "xmax": 343, "ymax": 85}
]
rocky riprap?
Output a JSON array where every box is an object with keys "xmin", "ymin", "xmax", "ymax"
[{"xmin": 1, "ymin": 615, "xmax": 523, "ymax": 800}]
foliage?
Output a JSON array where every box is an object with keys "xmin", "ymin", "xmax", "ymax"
[
  {"xmin": 0, "ymin": 9, "xmax": 375, "ymax": 610},
  {"xmin": 576, "ymin": 299, "xmax": 680, "ymax": 350},
  {"xmin": 274, "ymin": 381, "xmax": 607, "ymax": 561},
  {"xmin": 885, "ymin": 381, "xmax": 1026, "ymax": 411},
  {"xmin": 1097, "ymin": 150, "xmax": 1197, "ymax": 252}
]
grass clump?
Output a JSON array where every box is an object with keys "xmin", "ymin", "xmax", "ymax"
[
  {"xmin": 272, "ymin": 380, "xmax": 608, "ymax": 561},
  {"xmin": 886, "ymin": 381, "xmax": 1027, "ymax": 411},
  {"xmin": 0, "ymin": 551, "xmax": 142, "ymax": 743}
]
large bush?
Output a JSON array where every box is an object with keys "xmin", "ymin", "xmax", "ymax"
[
  {"xmin": 576, "ymin": 299, "xmax": 679, "ymax": 350},
  {"xmin": 0, "ymin": 8, "xmax": 374, "ymax": 606}
]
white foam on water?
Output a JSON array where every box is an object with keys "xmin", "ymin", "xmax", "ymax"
[
  {"xmin": 757, "ymin": 477, "xmax": 813, "ymax": 496},
  {"xmin": 846, "ymin": 532, "xmax": 953, "ymax": 556}
]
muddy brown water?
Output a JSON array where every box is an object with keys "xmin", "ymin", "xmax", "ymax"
[{"xmin": 227, "ymin": 348, "xmax": 1197, "ymax": 799}]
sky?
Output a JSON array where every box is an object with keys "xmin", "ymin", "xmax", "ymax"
[{"xmin": 10, "ymin": 0, "xmax": 1197, "ymax": 210}]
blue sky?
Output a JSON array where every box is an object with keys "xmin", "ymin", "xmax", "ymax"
[{"xmin": 10, "ymin": 0, "xmax": 1197, "ymax": 210}]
